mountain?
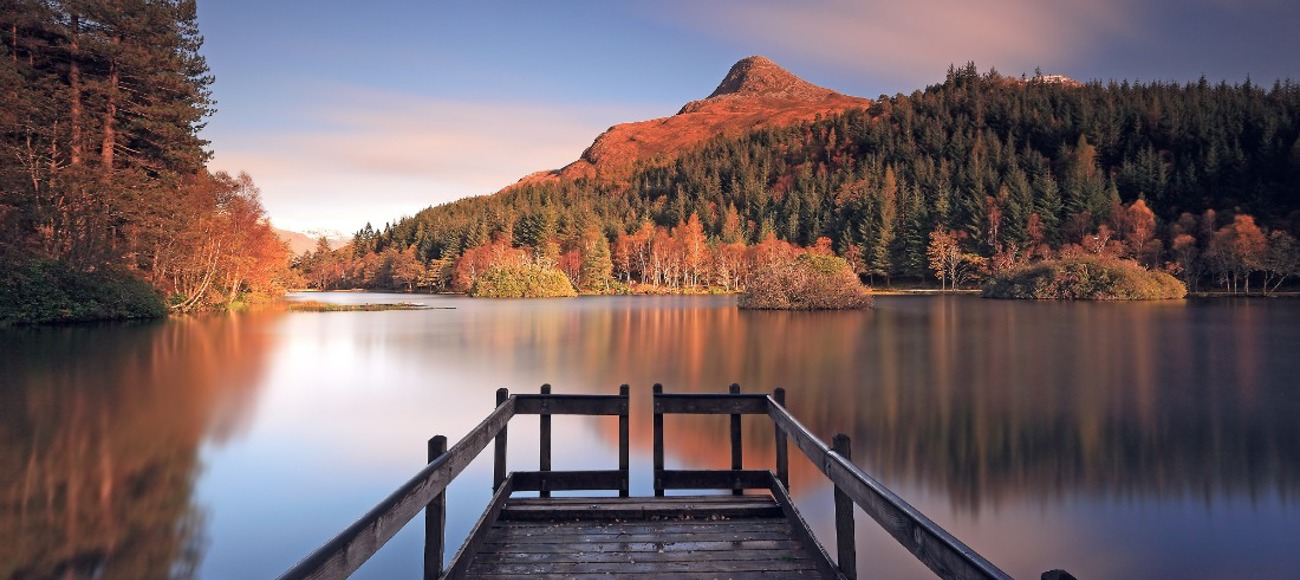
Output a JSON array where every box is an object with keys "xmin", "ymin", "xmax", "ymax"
[
  {"xmin": 516, "ymin": 56, "xmax": 871, "ymax": 185},
  {"xmin": 273, "ymin": 227, "xmax": 346, "ymax": 255},
  {"xmin": 309, "ymin": 62, "xmax": 1300, "ymax": 294}
]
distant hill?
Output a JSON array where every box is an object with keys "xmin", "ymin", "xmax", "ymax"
[{"xmin": 273, "ymin": 227, "xmax": 346, "ymax": 255}]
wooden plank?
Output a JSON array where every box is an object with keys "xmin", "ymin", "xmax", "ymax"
[
  {"xmin": 769, "ymin": 473, "xmax": 845, "ymax": 580},
  {"xmin": 481, "ymin": 536, "xmax": 805, "ymax": 550},
  {"xmin": 618, "ymin": 384, "xmax": 629, "ymax": 497},
  {"xmin": 442, "ymin": 475, "xmax": 516, "ymax": 580},
  {"xmin": 657, "ymin": 469, "xmax": 773, "ymax": 491},
  {"xmin": 466, "ymin": 558, "xmax": 819, "ymax": 575},
  {"xmin": 471, "ymin": 573, "xmax": 824, "ymax": 580},
  {"xmin": 729, "ymin": 384, "xmax": 744, "ymax": 496},
  {"xmin": 510, "ymin": 470, "xmax": 625, "ymax": 493},
  {"xmin": 501, "ymin": 502, "xmax": 781, "ymax": 521},
  {"xmin": 653, "ymin": 383, "xmax": 664, "ymax": 497},
  {"xmin": 773, "ymin": 389, "xmax": 790, "ymax": 489},
  {"xmin": 470, "ymin": 575, "xmax": 823, "ymax": 580},
  {"xmin": 513, "ymin": 394, "xmax": 627, "ymax": 415},
  {"xmin": 423, "ymin": 435, "xmax": 447, "ymax": 580},
  {"xmin": 832, "ymin": 434, "xmax": 857, "ymax": 579},
  {"xmin": 538, "ymin": 385, "xmax": 551, "ymax": 499},
  {"xmin": 506, "ymin": 495, "xmax": 779, "ymax": 507},
  {"xmin": 277, "ymin": 398, "xmax": 515, "ymax": 580},
  {"xmin": 486, "ymin": 520, "xmax": 796, "ymax": 537},
  {"xmin": 654, "ymin": 393, "xmax": 770, "ymax": 415},
  {"xmin": 472, "ymin": 548, "xmax": 811, "ymax": 565},
  {"xmin": 493, "ymin": 388, "xmax": 508, "ymax": 492}
]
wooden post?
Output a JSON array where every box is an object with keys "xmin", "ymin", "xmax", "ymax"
[
  {"xmin": 773, "ymin": 388, "xmax": 789, "ymax": 490},
  {"xmin": 424, "ymin": 435, "xmax": 447, "ymax": 580},
  {"xmin": 730, "ymin": 383, "xmax": 743, "ymax": 495},
  {"xmin": 833, "ymin": 433, "xmax": 857, "ymax": 579},
  {"xmin": 653, "ymin": 383, "xmax": 664, "ymax": 497},
  {"xmin": 618, "ymin": 384, "xmax": 630, "ymax": 498},
  {"xmin": 539, "ymin": 384, "xmax": 551, "ymax": 498},
  {"xmin": 493, "ymin": 388, "xmax": 509, "ymax": 492}
]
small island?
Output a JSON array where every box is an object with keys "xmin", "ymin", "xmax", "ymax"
[
  {"xmin": 982, "ymin": 255, "xmax": 1187, "ymax": 300},
  {"xmin": 739, "ymin": 253, "xmax": 873, "ymax": 310}
]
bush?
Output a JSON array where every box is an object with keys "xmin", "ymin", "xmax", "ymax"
[
  {"xmin": 0, "ymin": 258, "xmax": 167, "ymax": 326},
  {"xmin": 469, "ymin": 263, "xmax": 578, "ymax": 298},
  {"xmin": 739, "ymin": 254, "xmax": 873, "ymax": 310},
  {"xmin": 982, "ymin": 255, "xmax": 1187, "ymax": 300}
]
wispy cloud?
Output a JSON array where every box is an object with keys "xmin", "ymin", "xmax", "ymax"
[
  {"xmin": 655, "ymin": 0, "xmax": 1138, "ymax": 85},
  {"xmin": 209, "ymin": 87, "xmax": 660, "ymax": 232}
]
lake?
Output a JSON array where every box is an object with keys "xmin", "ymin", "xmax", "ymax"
[{"xmin": 2, "ymin": 293, "xmax": 1298, "ymax": 579}]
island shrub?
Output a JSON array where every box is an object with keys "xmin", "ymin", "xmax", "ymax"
[
  {"xmin": 0, "ymin": 258, "xmax": 167, "ymax": 326},
  {"xmin": 982, "ymin": 255, "xmax": 1187, "ymax": 300},
  {"xmin": 469, "ymin": 263, "xmax": 577, "ymax": 298},
  {"xmin": 738, "ymin": 253, "xmax": 873, "ymax": 310}
]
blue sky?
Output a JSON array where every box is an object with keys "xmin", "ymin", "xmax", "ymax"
[{"xmin": 196, "ymin": 0, "xmax": 1300, "ymax": 235}]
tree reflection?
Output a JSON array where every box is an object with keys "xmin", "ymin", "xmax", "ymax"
[
  {"xmin": 0, "ymin": 314, "xmax": 275, "ymax": 579},
  {"xmin": 460, "ymin": 296, "xmax": 1300, "ymax": 510}
]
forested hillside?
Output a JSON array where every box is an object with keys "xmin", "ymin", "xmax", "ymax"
[
  {"xmin": 304, "ymin": 64, "xmax": 1300, "ymax": 294},
  {"xmin": 1, "ymin": 1, "xmax": 290, "ymax": 324}
]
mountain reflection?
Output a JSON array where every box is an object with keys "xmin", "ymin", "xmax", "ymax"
[
  {"xmin": 0, "ymin": 314, "xmax": 277, "ymax": 579},
  {"xmin": 432, "ymin": 296, "xmax": 1300, "ymax": 510}
]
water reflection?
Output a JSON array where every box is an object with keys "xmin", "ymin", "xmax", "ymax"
[
  {"xmin": 4, "ymin": 295, "xmax": 1299, "ymax": 579},
  {"xmin": 0, "ymin": 314, "xmax": 279, "ymax": 579}
]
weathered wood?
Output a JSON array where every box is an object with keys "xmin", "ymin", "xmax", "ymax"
[
  {"xmin": 652, "ymin": 384, "xmax": 664, "ymax": 497},
  {"xmin": 774, "ymin": 388, "xmax": 790, "ymax": 490},
  {"xmin": 443, "ymin": 475, "xmax": 516, "ymax": 580},
  {"xmin": 539, "ymin": 385, "xmax": 551, "ymax": 499},
  {"xmin": 729, "ymin": 384, "xmax": 744, "ymax": 496},
  {"xmin": 514, "ymin": 394, "xmax": 628, "ymax": 415},
  {"xmin": 481, "ymin": 536, "xmax": 807, "ymax": 550},
  {"xmin": 654, "ymin": 393, "xmax": 770, "ymax": 414},
  {"xmin": 510, "ymin": 470, "xmax": 626, "ymax": 494},
  {"xmin": 656, "ymin": 469, "xmax": 774, "ymax": 492},
  {"xmin": 618, "ymin": 384, "xmax": 630, "ymax": 497},
  {"xmin": 423, "ymin": 435, "xmax": 447, "ymax": 580},
  {"xmin": 768, "ymin": 473, "xmax": 845, "ymax": 580},
  {"xmin": 278, "ymin": 398, "xmax": 515, "ymax": 580},
  {"xmin": 493, "ymin": 388, "xmax": 509, "ymax": 492},
  {"xmin": 470, "ymin": 574, "xmax": 822, "ymax": 580},
  {"xmin": 502, "ymin": 494, "xmax": 781, "ymax": 520},
  {"xmin": 832, "ymin": 434, "xmax": 857, "ymax": 579},
  {"xmin": 768, "ymin": 403, "xmax": 1012, "ymax": 580},
  {"xmin": 467, "ymin": 558, "xmax": 820, "ymax": 575}
]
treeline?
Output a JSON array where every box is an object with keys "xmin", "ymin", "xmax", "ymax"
[
  {"xmin": 302, "ymin": 64, "xmax": 1300, "ymax": 294},
  {"xmin": 1, "ymin": 1, "xmax": 291, "ymax": 324}
]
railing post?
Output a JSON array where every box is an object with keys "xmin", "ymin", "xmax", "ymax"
[
  {"xmin": 424, "ymin": 435, "xmax": 447, "ymax": 580},
  {"xmin": 653, "ymin": 383, "xmax": 664, "ymax": 497},
  {"xmin": 539, "ymin": 384, "xmax": 551, "ymax": 498},
  {"xmin": 618, "ymin": 384, "xmax": 630, "ymax": 498},
  {"xmin": 833, "ymin": 433, "xmax": 857, "ymax": 579},
  {"xmin": 773, "ymin": 387, "xmax": 789, "ymax": 490},
  {"xmin": 729, "ymin": 383, "xmax": 743, "ymax": 496},
  {"xmin": 493, "ymin": 388, "xmax": 509, "ymax": 492}
]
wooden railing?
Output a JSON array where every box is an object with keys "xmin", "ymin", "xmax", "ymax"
[
  {"xmin": 281, "ymin": 384, "xmax": 1038, "ymax": 580},
  {"xmin": 278, "ymin": 385, "xmax": 629, "ymax": 580},
  {"xmin": 653, "ymin": 384, "xmax": 1014, "ymax": 580}
]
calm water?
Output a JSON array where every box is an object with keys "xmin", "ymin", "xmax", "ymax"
[{"xmin": 2, "ymin": 294, "xmax": 1298, "ymax": 579}]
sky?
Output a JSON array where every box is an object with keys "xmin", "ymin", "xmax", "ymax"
[{"xmin": 196, "ymin": 0, "xmax": 1300, "ymax": 236}]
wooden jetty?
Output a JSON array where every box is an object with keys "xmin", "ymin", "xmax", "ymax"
[{"xmin": 279, "ymin": 385, "xmax": 1044, "ymax": 580}]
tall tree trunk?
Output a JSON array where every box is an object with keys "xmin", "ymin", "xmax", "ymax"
[
  {"xmin": 69, "ymin": 14, "xmax": 82, "ymax": 166},
  {"xmin": 101, "ymin": 38, "xmax": 119, "ymax": 173}
]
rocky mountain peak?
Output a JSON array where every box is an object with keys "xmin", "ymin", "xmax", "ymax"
[
  {"xmin": 708, "ymin": 56, "xmax": 831, "ymax": 99},
  {"xmin": 679, "ymin": 56, "xmax": 840, "ymax": 114}
]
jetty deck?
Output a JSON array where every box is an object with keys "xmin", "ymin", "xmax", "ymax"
[
  {"xmin": 279, "ymin": 385, "xmax": 1033, "ymax": 580},
  {"xmin": 465, "ymin": 495, "xmax": 830, "ymax": 578}
]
